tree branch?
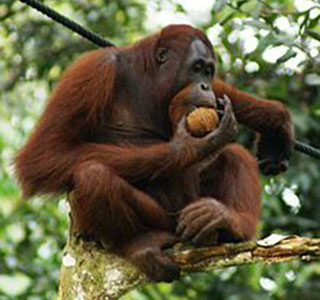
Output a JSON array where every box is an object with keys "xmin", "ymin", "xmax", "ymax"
[{"xmin": 57, "ymin": 234, "xmax": 320, "ymax": 300}]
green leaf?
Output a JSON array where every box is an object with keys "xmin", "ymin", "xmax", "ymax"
[
  {"xmin": 307, "ymin": 29, "xmax": 320, "ymax": 41},
  {"xmin": 237, "ymin": 0, "xmax": 247, "ymax": 9},
  {"xmin": 299, "ymin": 11, "xmax": 310, "ymax": 32},
  {"xmin": 310, "ymin": 102, "xmax": 320, "ymax": 116},
  {"xmin": 276, "ymin": 49, "xmax": 297, "ymax": 64},
  {"xmin": 220, "ymin": 12, "xmax": 236, "ymax": 26},
  {"xmin": 256, "ymin": 33, "xmax": 277, "ymax": 53},
  {"xmin": 213, "ymin": 0, "xmax": 228, "ymax": 12},
  {"xmin": 309, "ymin": 15, "xmax": 320, "ymax": 29},
  {"xmin": 175, "ymin": 4, "xmax": 186, "ymax": 13}
]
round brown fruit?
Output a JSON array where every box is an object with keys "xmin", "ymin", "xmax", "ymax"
[{"xmin": 187, "ymin": 107, "xmax": 219, "ymax": 137}]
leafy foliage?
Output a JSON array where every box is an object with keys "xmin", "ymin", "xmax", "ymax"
[{"xmin": 0, "ymin": 0, "xmax": 319, "ymax": 299}]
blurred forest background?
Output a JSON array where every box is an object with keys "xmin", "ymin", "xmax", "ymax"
[{"xmin": 1, "ymin": 0, "xmax": 320, "ymax": 299}]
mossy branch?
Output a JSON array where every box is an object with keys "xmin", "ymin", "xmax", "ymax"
[{"xmin": 57, "ymin": 235, "xmax": 320, "ymax": 300}]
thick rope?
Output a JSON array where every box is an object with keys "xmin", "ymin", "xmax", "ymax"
[
  {"xmin": 17, "ymin": 0, "xmax": 320, "ymax": 160},
  {"xmin": 294, "ymin": 141, "xmax": 320, "ymax": 159},
  {"xmin": 18, "ymin": 0, "xmax": 114, "ymax": 48}
]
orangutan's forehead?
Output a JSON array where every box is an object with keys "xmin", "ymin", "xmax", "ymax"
[{"xmin": 189, "ymin": 39, "xmax": 215, "ymax": 60}]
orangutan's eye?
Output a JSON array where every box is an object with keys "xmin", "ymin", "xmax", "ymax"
[
  {"xmin": 205, "ymin": 65, "xmax": 215, "ymax": 78},
  {"xmin": 156, "ymin": 47, "xmax": 169, "ymax": 65},
  {"xmin": 193, "ymin": 60, "xmax": 204, "ymax": 73}
]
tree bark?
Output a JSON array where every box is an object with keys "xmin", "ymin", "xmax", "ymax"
[{"xmin": 57, "ymin": 234, "xmax": 320, "ymax": 300}]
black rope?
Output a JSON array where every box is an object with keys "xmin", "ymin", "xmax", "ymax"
[
  {"xmin": 18, "ymin": 0, "xmax": 115, "ymax": 48},
  {"xmin": 294, "ymin": 141, "xmax": 320, "ymax": 159},
  {"xmin": 16, "ymin": 0, "xmax": 320, "ymax": 160}
]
